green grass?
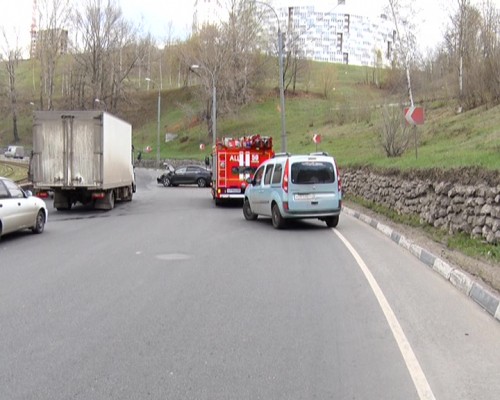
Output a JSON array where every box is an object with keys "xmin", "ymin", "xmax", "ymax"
[
  {"xmin": 346, "ymin": 194, "xmax": 500, "ymax": 264},
  {"xmin": 3, "ymin": 58, "xmax": 499, "ymax": 171}
]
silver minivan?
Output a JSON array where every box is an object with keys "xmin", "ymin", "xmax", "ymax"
[{"xmin": 243, "ymin": 152, "xmax": 342, "ymax": 229}]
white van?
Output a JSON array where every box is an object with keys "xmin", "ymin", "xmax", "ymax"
[
  {"xmin": 243, "ymin": 152, "xmax": 342, "ymax": 229},
  {"xmin": 4, "ymin": 145, "xmax": 25, "ymax": 159}
]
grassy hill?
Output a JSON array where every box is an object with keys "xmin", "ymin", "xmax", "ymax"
[{"xmin": 1, "ymin": 59, "xmax": 499, "ymax": 172}]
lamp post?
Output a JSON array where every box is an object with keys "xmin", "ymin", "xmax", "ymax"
[
  {"xmin": 190, "ymin": 64, "xmax": 216, "ymax": 147},
  {"xmin": 94, "ymin": 98, "xmax": 107, "ymax": 111},
  {"xmin": 145, "ymin": 77, "xmax": 161, "ymax": 168},
  {"xmin": 256, "ymin": 1, "xmax": 286, "ymax": 152}
]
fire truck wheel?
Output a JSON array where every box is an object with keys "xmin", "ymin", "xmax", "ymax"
[
  {"xmin": 197, "ymin": 178, "xmax": 207, "ymax": 188},
  {"xmin": 271, "ymin": 203, "xmax": 286, "ymax": 229},
  {"xmin": 243, "ymin": 199, "xmax": 258, "ymax": 221}
]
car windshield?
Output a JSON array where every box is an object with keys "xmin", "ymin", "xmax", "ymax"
[{"xmin": 291, "ymin": 161, "xmax": 335, "ymax": 184}]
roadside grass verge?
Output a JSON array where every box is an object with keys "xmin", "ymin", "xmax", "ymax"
[
  {"xmin": 345, "ymin": 194, "xmax": 500, "ymax": 265},
  {"xmin": 0, "ymin": 163, "xmax": 29, "ymax": 182}
]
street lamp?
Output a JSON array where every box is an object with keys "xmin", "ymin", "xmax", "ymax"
[
  {"xmin": 190, "ymin": 64, "xmax": 216, "ymax": 147},
  {"xmin": 145, "ymin": 77, "xmax": 161, "ymax": 168},
  {"xmin": 94, "ymin": 98, "xmax": 107, "ymax": 111},
  {"xmin": 256, "ymin": 1, "xmax": 286, "ymax": 152}
]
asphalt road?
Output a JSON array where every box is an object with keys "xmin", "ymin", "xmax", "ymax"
[{"xmin": 1, "ymin": 168, "xmax": 499, "ymax": 400}]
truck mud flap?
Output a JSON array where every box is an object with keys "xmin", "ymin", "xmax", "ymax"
[{"xmin": 94, "ymin": 190, "xmax": 115, "ymax": 210}]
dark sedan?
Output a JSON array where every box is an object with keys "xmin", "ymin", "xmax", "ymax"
[{"xmin": 157, "ymin": 165, "xmax": 212, "ymax": 188}]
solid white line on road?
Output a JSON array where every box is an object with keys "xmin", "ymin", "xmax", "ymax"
[{"xmin": 333, "ymin": 229, "xmax": 437, "ymax": 400}]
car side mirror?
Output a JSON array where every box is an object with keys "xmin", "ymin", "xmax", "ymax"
[
  {"xmin": 25, "ymin": 190, "xmax": 33, "ymax": 197},
  {"xmin": 246, "ymin": 177, "xmax": 254, "ymax": 185}
]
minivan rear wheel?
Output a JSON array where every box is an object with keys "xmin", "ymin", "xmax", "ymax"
[
  {"xmin": 243, "ymin": 199, "xmax": 258, "ymax": 221},
  {"xmin": 271, "ymin": 203, "xmax": 286, "ymax": 229},
  {"xmin": 325, "ymin": 215, "xmax": 339, "ymax": 228}
]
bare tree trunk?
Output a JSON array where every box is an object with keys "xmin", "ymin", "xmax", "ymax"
[{"xmin": 1, "ymin": 29, "xmax": 21, "ymax": 143}]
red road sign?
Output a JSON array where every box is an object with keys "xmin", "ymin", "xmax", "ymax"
[
  {"xmin": 404, "ymin": 106, "xmax": 425, "ymax": 125},
  {"xmin": 313, "ymin": 134, "xmax": 321, "ymax": 144}
]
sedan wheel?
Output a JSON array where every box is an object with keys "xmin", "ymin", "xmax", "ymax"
[
  {"xmin": 197, "ymin": 178, "xmax": 207, "ymax": 188},
  {"xmin": 271, "ymin": 203, "xmax": 286, "ymax": 229},
  {"xmin": 163, "ymin": 177, "xmax": 171, "ymax": 187},
  {"xmin": 32, "ymin": 210, "xmax": 46, "ymax": 234},
  {"xmin": 243, "ymin": 199, "xmax": 258, "ymax": 221}
]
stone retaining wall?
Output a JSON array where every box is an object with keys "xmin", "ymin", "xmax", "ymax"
[{"xmin": 342, "ymin": 167, "xmax": 500, "ymax": 244}]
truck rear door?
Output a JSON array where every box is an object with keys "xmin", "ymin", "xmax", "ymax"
[{"xmin": 33, "ymin": 112, "xmax": 102, "ymax": 189}]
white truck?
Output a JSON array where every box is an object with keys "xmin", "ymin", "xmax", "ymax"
[
  {"xmin": 4, "ymin": 145, "xmax": 25, "ymax": 159},
  {"xmin": 31, "ymin": 111, "xmax": 136, "ymax": 210}
]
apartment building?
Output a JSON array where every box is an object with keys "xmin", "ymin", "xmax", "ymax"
[{"xmin": 192, "ymin": 0, "xmax": 396, "ymax": 67}]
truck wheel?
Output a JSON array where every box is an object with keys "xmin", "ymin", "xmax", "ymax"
[
  {"xmin": 243, "ymin": 199, "xmax": 258, "ymax": 221},
  {"xmin": 109, "ymin": 190, "xmax": 115, "ymax": 209},
  {"xmin": 56, "ymin": 200, "xmax": 71, "ymax": 211},
  {"xmin": 124, "ymin": 186, "xmax": 133, "ymax": 201},
  {"xmin": 32, "ymin": 210, "xmax": 46, "ymax": 234},
  {"xmin": 271, "ymin": 203, "xmax": 286, "ymax": 229}
]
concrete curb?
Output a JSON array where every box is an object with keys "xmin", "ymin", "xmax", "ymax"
[{"xmin": 343, "ymin": 206, "xmax": 500, "ymax": 323}]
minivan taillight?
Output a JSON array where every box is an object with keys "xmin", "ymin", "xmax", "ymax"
[
  {"xmin": 336, "ymin": 163, "xmax": 342, "ymax": 192},
  {"xmin": 282, "ymin": 159, "xmax": 289, "ymax": 193}
]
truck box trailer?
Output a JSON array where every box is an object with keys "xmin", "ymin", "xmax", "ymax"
[{"xmin": 31, "ymin": 111, "xmax": 136, "ymax": 210}]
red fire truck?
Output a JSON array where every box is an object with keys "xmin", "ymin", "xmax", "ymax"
[{"xmin": 211, "ymin": 135, "xmax": 274, "ymax": 205}]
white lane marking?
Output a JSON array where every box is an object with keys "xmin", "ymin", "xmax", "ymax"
[{"xmin": 333, "ymin": 229, "xmax": 436, "ymax": 400}]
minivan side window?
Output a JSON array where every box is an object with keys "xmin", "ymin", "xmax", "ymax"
[
  {"xmin": 263, "ymin": 164, "xmax": 274, "ymax": 185},
  {"xmin": 271, "ymin": 164, "xmax": 282, "ymax": 184},
  {"xmin": 253, "ymin": 165, "xmax": 265, "ymax": 186}
]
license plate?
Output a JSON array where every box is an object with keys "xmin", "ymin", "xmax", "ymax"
[
  {"xmin": 227, "ymin": 188, "xmax": 241, "ymax": 194},
  {"xmin": 294, "ymin": 193, "xmax": 315, "ymax": 201}
]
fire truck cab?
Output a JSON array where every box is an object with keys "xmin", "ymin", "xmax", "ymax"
[{"xmin": 211, "ymin": 135, "xmax": 274, "ymax": 205}]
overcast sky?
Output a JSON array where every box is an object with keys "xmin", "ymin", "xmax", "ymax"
[{"xmin": 0, "ymin": 0, "xmax": 498, "ymax": 57}]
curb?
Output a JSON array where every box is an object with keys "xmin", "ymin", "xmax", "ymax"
[{"xmin": 343, "ymin": 206, "xmax": 500, "ymax": 323}]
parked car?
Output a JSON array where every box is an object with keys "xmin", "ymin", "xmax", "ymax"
[
  {"xmin": 0, "ymin": 177, "xmax": 47, "ymax": 238},
  {"xmin": 4, "ymin": 145, "xmax": 25, "ymax": 159},
  {"xmin": 243, "ymin": 152, "xmax": 342, "ymax": 229},
  {"xmin": 157, "ymin": 165, "xmax": 212, "ymax": 188}
]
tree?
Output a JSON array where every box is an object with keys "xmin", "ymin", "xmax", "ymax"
[
  {"xmin": 72, "ymin": 0, "xmax": 142, "ymax": 110},
  {"xmin": 35, "ymin": 0, "xmax": 72, "ymax": 110},
  {"xmin": 182, "ymin": 0, "xmax": 263, "ymax": 138},
  {"xmin": 443, "ymin": 0, "xmax": 497, "ymax": 109},
  {"xmin": 379, "ymin": 104, "xmax": 411, "ymax": 157},
  {"xmin": 388, "ymin": 0, "xmax": 418, "ymax": 107},
  {"xmin": 1, "ymin": 29, "xmax": 22, "ymax": 143}
]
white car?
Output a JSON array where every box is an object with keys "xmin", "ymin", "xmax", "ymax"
[{"xmin": 0, "ymin": 177, "xmax": 47, "ymax": 239}]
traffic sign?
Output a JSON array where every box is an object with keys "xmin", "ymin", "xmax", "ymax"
[
  {"xmin": 313, "ymin": 134, "xmax": 322, "ymax": 144},
  {"xmin": 404, "ymin": 106, "xmax": 425, "ymax": 125}
]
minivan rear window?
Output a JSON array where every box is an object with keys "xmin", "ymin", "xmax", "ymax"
[{"xmin": 291, "ymin": 161, "xmax": 335, "ymax": 184}]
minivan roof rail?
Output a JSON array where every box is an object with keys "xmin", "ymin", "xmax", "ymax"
[
  {"xmin": 309, "ymin": 151, "xmax": 329, "ymax": 156},
  {"xmin": 273, "ymin": 152, "xmax": 291, "ymax": 158}
]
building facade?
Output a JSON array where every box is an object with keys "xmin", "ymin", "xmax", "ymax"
[
  {"xmin": 193, "ymin": 0, "xmax": 396, "ymax": 67},
  {"xmin": 268, "ymin": 0, "xmax": 396, "ymax": 67}
]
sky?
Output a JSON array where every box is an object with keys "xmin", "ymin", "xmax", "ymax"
[{"xmin": 0, "ymin": 0, "xmax": 498, "ymax": 57}]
